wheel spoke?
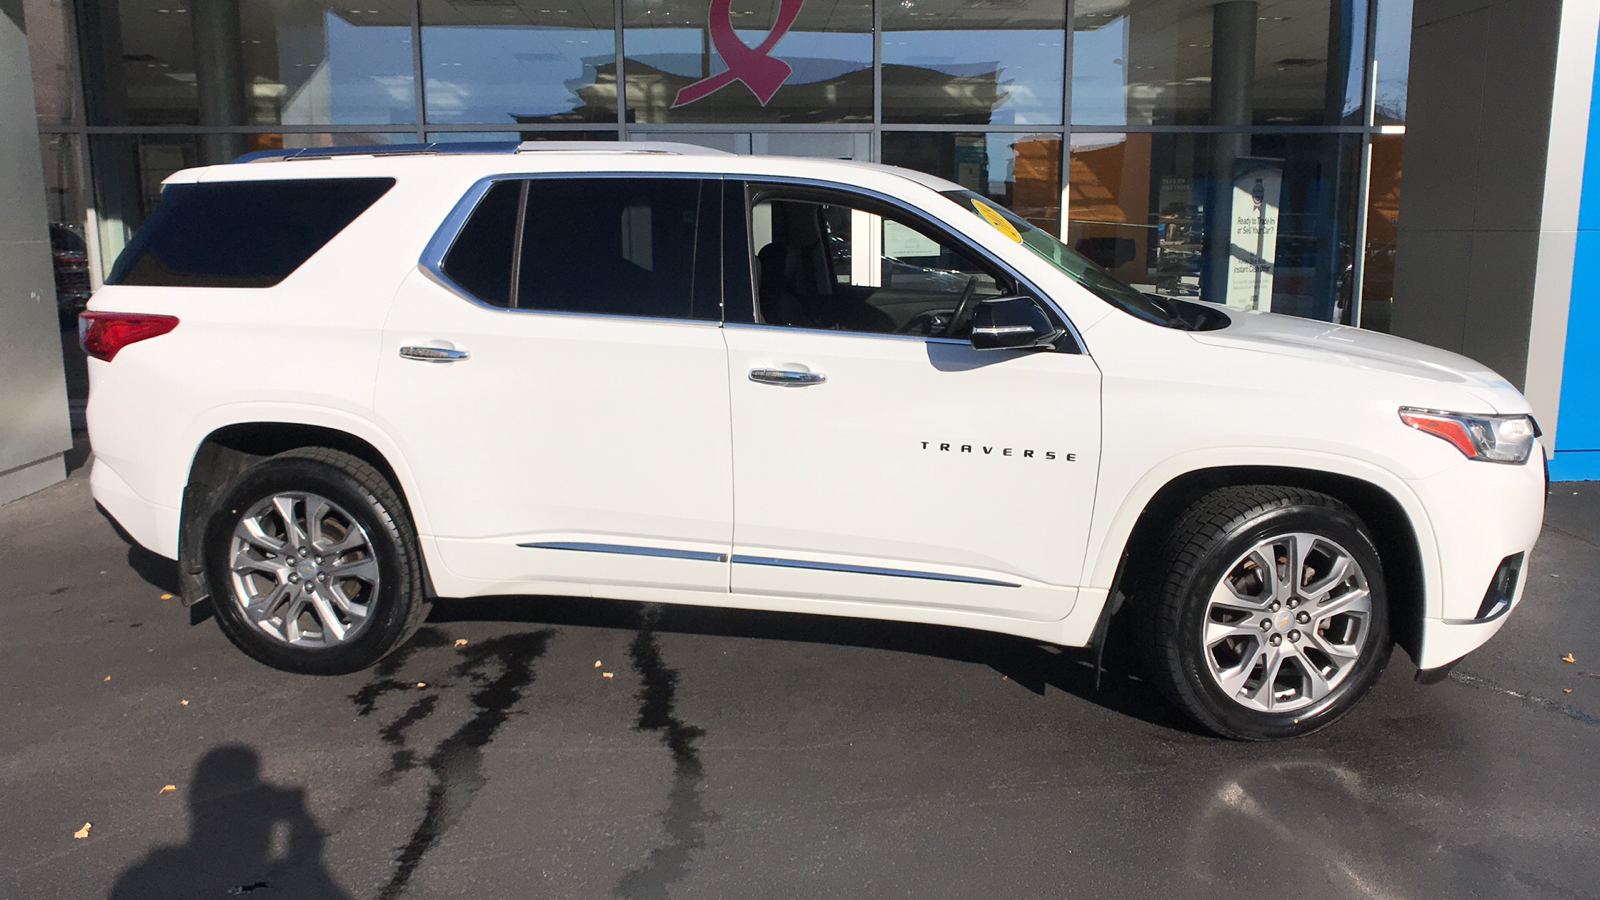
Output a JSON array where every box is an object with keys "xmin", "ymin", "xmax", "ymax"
[
  {"xmin": 330, "ymin": 557, "xmax": 379, "ymax": 584},
  {"xmin": 304, "ymin": 496, "xmax": 331, "ymax": 551},
  {"xmin": 1313, "ymin": 587, "xmax": 1371, "ymax": 622},
  {"xmin": 238, "ymin": 517, "xmax": 288, "ymax": 554},
  {"xmin": 1249, "ymin": 547, "xmax": 1282, "ymax": 600},
  {"xmin": 1210, "ymin": 575, "xmax": 1270, "ymax": 612},
  {"xmin": 324, "ymin": 582, "xmax": 369, "ymax": 620},
  {"xmin": 244, "ymin": 582, "xmax": 292, "ymax": 624},
  {"xmin": 1242, "ymin": 644, "xmax": 1288, "ymax": 709},
  {"xmin": 232, "ymin": 551, "xmax": 288, "ymax": 578},
  {"xmin": 1305, "ymin": 626, "xmax": 1362, "ymax": 662},
  {"xmin": 272, "ymin": 495, "xmax": 307, "ymax": 550},
  {"xmin": 1216, "ymin": 641, "xmax": 1266, "ymax": 698},
  {"xmin": 1289, "ymin": 645, "xmax": 1333, "ymax": 701},
  {"xmin": 1301, "ymin": 553, "xmax": 1354, "ymax": 602},
  {"xmin": 1205, "ymin": 616, "xmax": 1264, "ymax": 647},
  {"xmin": 307, "ymin": 590, "xmax": 347, "ymax": 643}
]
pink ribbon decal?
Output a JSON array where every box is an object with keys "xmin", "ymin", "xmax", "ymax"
[{"xmin": 671, "ymin": 0, "xmax": 803, "ymax": 107}]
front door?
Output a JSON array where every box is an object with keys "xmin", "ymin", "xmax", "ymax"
[
  {"xmin": 376, "ymin": 175, "xmax": 733, "ymax": 594},
  {"xmin": 722, "ymin": 183, "xmax": 1102, "ymax": 622}
]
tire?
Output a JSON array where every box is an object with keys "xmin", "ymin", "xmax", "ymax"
[
  {"xmin": 1141, "ymin": 485, "xmax": 1392, "ymax": 740},
  {"xmin": 202, "ymin": 447, "xmax": 430, "ymax": 675}
]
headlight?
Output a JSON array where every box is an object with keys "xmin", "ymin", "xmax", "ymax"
[{"xmin": 1399, "ymin": 408, "xmax": 1539, "ymax": 464}]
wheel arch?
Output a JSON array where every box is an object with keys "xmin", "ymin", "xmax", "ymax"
[
  {"xmin": 178, "ymin": 419, "xmax": 434, "ymax": 607},
  {"xmin": 1100, "ymin": 463, "xmax": 1431, "ymax": 664}
]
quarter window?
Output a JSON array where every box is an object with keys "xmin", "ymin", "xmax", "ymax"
[
  {"xmin": 109, "ymin": 178, "xmax": 395, "ymax": 288},
  {"xmin": 441, "ymin": 180, "xmax": 521, "ymax": 308}
]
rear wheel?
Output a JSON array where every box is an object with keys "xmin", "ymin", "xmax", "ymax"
[
  {"xmin": 1142, "ymin": 485, "xmax": 1391, "ymax": 740},
  {"xmin": 203, "ymin": 448, "xmax": 429, "ymax": 675}
]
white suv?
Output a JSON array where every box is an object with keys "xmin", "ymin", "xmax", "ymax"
[{"xmin": 84, "ymin": 142, "xmax": 1545, "ymax": 740}]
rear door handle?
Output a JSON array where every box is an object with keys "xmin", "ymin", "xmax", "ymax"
[
  {"xmin": 750, "ymin": 368, "xmax": 825, "ymax": 386},
  {"xmin": 400, "ymin": 345, "xmax": 470, "ymax": 363}
]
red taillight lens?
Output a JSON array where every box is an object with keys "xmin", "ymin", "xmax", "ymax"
[{"xmin": 79, "ymin": 312, "xmax": 179, "ymax": 362}]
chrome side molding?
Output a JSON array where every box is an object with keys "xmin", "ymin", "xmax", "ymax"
[
  {"xmin": 731, "ymin": 555, "xmax": 1020, "ymax": 588},
  {"xmin": 519, "ymin": 541, "xmax": 728, "ymax": 563}
]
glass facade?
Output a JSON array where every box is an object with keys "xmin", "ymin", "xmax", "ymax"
[{"xmin": 32, "ymin": 0, "xmax": 1413, "ymax": 326}]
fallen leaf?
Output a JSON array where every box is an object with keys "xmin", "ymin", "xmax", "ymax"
[
  {"xmin": 594, "ymin": 660, "xmax": 603, "ymax": 668},
  {"xmin": 454, "ymin": 639, "xmax": 468, "ymax": 648},
  {"xmin": 416, "ymin": 682, "xmax": 427, "ymax": 689},
  {"xmin": 1565, "ymin": 688, "xmax": 1574, "ymax": 694},
  {"xmin": 1564, "ymin": 654, "xmax": 1578, "ymax": 664},
  {"xmin": 159, "ymin": 785, "xmax": 176, "ymax": 794},
  {"xmin": 73, "ymin": 823, "xmax": 91, "ymax": 840},
  {"xmin": 602, "ymin": 672, "xmax": 614, "ymax": 679},
  {"xmin": 180, "ymin": 700, "xmax": 189, "ymax": 706},
  {"xmin": 160, "ymin": 593, "xmax": 173, "ymax": 601},
  {"xmin": 104, "ymin": 676, "xmax": 111, "ymax": 683}
]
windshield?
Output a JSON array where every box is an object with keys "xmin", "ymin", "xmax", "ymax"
[{"xmin": 939, "ymin": 189, "xmax": 1183, "ymax": 328}]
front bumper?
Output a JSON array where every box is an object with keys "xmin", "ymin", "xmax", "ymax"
[{"xmin": 1409, "ymin": 454, "xmax": 1544, "ymax": 671}]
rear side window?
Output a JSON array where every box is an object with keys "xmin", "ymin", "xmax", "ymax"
[
  {"xmin": 109, "ymin": 177, "xmax": 394, "ymax": 288},
  {"xmin": 518, "ymin": 178, "xmax": 707, "ymax": 319}
]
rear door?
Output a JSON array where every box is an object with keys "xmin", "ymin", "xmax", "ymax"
[{"xmin": 375, "ymin": 175, "xmax": 733, "ymax": 594}]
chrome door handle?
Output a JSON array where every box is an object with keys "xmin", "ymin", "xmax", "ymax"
[
  {"xmin": 750, "ymin": 368, "xmax": 826, "ymax": 386},
  {"xmin": 400, "ymin": 345, "xmax": 470, "ymax": 363}
]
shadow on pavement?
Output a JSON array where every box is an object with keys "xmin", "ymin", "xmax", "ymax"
[
  {"xmin": 428, "ymin": 594, "xmax": 1204, "ymax": 736},
  {"xmin": 108, "ymin": 745, "xmax": 351, "ymax": 900}
]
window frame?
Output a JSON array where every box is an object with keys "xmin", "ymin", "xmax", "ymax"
[
  {"xmin": 730, "ymin": 178, "xmax": 1083, "ymax": 353},
  {"xmin": 420, "ymin": 172, "xmax": 725, "ymax": 324}
]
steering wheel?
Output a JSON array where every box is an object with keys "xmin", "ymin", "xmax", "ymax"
[{"xmin": 942, "ymin": 276, "xmax": 980, "ymax": 338}]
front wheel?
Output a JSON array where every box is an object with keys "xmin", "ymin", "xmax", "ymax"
[
  {"xmin": 1142, "ymin": 486, "xmax": 1392, "ymax": 740},
  {"xmin": 203, "ymin": 447, "xmax": 430, "ymax": 675}
]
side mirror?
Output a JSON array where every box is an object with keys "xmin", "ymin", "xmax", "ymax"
[{"xmin": 968, "ymin": 297, "xmax": 1065, "ymax": 351}]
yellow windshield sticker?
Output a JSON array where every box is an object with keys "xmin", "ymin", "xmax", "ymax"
[{"xmin": 973, "ymin": 200, "xmax": 1023, "ymax": 243}]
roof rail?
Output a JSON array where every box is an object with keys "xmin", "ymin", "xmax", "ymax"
[
  {"xmin": 232, "ymin": 139, "xmax": 734, "ymax": 164},
  {"xmin": 232, "ymin": 141, "xmax": 520, "ymax": 163}
]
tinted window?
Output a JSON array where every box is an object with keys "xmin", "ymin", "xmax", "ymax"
[
  {"xmin": 517, "ymin": 178, "xmax": 706, "ymax": 320},
  {"xmin": 441, "ymin": 180, "xmax": 521, "ymax": 308},
  {"xmin": 109, "ymin": 178, "xmax": 394, "ymax": 288},
  {"xmin": 749, "ymin": 193, "xmax": 1008, "ymax": 338}
]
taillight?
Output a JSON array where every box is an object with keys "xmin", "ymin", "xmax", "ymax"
[{"xmin": 79, "ymin": 312, "xmax": 179, "ymax": 362}]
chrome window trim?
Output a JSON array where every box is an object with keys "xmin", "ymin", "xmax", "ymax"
[
  {"xmin": 735, "ymin": 174, "xmax": 1087, "ymax": 354},
  {"xmin": 418, "ymin": 171, "xmax": 726, "ymax": 322},
  {"xmin": 519, "ymin": 541, "xmax": 729, "ymax": 563},
  {"xmin": 730, "ymin": 555, "xmax": 1020, "ymax": 588},
  {"xmin": 722, "ymin": 321, "xmax": 969, "ymax": 346}
]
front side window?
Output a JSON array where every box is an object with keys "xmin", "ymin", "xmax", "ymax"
[
  {"xmin": 439, "ymin": 177, "xmax": 716, "ymax": 320},
  {"xmin": 747, "ymin": 191, "xmax": 1009, "ymax": 338}
]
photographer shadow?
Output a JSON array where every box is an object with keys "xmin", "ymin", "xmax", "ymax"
[{"xmin": 109, "ymin": 745, "xmax": 350, "ymax": 900}]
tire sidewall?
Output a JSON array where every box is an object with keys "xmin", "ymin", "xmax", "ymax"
[
  {"xmin": 1172, "ymin": 502, "xmax": 1391, "ymax": 740},
  {"xmin": 204, "ymin": 457, "xmax": 416, "ymax": 675}
]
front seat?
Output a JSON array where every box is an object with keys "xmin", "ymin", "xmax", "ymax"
[{"xmin": 757, "ymin": 241, "xmax": 817, "ymax": 328}]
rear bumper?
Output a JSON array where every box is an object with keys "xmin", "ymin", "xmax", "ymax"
[{"xmin": 91, "ymin": 458, "xmax": 178, "ymax": 559}]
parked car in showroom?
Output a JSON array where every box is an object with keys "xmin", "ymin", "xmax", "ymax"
[
  {"xmin": 81, "ymin": 142, "xmax": 1545, "ymax": 740},
  {"xmin": 50, "ymin": 222, "xmax": 92, "ymax": 325}
]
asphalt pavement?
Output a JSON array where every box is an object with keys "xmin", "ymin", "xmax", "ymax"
[{"xmin": 2, "ymin": 451, "xmax": 1597, "ymax": 899}]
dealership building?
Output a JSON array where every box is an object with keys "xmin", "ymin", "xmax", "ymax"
[{"xmin": 1, "ymin": 0, "xmax": 1598, "ymax": 504}]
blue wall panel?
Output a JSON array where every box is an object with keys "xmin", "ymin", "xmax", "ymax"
[{"xmin": 1550, "ymin": 27, "xmax": 1600, "ymax": 481}]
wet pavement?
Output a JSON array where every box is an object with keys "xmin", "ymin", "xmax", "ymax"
[{"xmin": 2, "ymin": 456, "xmax": 1597, "ymax": 899}]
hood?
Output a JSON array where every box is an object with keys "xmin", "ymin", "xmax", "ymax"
[{"xmin": 1189, "ymin": 309, "xmax": 1528, "ymax": 413}]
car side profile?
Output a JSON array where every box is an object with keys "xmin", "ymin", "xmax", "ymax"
[{"xmin": 83, "ymin": 142, "xmax": 1546, "ymax": 740}]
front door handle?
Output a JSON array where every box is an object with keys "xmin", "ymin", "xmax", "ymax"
[
  {"xmin": 400, "ymin": 345, "xmax": 470, "ymax": 363},
  {"xmin": 750, "ymin": 368, "xmax": 826, "ymax": 386}
]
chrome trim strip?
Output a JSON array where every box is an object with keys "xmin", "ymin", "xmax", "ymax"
[
  {"xmin": 730, "ymin": 555, "xmax": 1020, "ymax": 588},
  {"xmin": 519, "ymin": 541, "xmax": 729, "ymax": 563},
  {"xmin": 721, "ymin": 321, "xmax": 968, "ymax": 346}
]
